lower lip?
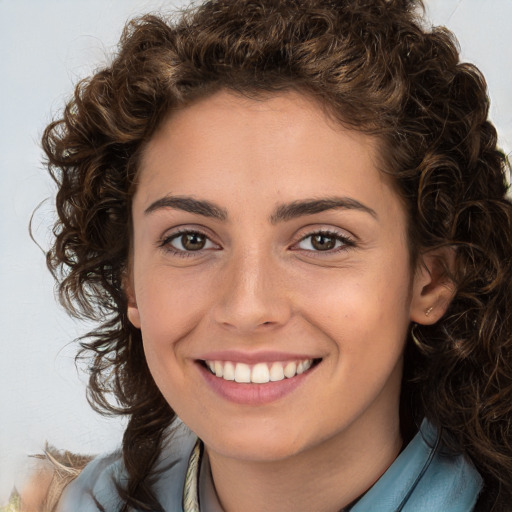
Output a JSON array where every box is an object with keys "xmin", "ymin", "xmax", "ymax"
[{"xmin": 197, "ymin": 362, "xmax": 318, "ymax": 405}]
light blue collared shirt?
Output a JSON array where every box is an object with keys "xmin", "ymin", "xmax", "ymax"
[{"xmin": 58, "ymin": 419, "xmax": 483, "ymax": 511}]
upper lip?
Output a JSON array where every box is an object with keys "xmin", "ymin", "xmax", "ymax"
[{"xmin": 196, "ymin": 350, "xmax": 321, "ymax": 364}]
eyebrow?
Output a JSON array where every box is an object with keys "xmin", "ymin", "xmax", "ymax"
[
  {"xmin": 269, "ymin": 197, "xmax": 377, "ymax": 224},
  {"xmin": 144, "ymin": 195, "xmax": 228, "ymax": 221},
  {"xmin": 144, "ymin": 195, "xmax": 377, "ymax": 222}
]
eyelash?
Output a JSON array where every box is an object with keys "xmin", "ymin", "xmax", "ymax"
[
  {"xmin": 158, "ymin": 229, "xmax": 216, "ymax": 258},
  {"xmin": 293, "ymin": 230, "xmax": 355, "ymax": 255},
  {"xmin": 158, "ymin": 229, "xmax": 355, "ymax": 258}
]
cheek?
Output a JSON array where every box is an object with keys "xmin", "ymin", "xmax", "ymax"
[
  {"xmin": 134, "ymin": 266, "xmax": 217, "ymax": 356},
  {"xmin": 292, "ymin": 258, "xmax": 412, "ymax": 390},
  {"xmin": 296, "ymin": 265, "xmax": 412, "ymax": 335},
  {"xmin": 134, "ymin": 270, "xmax": 213, "ymax": 407}
]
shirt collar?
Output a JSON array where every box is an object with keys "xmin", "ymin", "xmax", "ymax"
[{"xmin": 182, "ymin": 419, "xmax": 483, "ymax": 512}]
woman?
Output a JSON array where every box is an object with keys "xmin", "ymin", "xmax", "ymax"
[{"xmin": 39, "ymin": 0, "xmax": 512, "ymax": 510}]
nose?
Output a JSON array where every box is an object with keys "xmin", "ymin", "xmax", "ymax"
[{"xmin": 212, "ymin": 248, "xmax": 292, "ymax": 333}]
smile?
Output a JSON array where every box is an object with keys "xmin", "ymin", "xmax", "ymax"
[
  {"xmin": 197, "ymin": 355, "xmax": 322, "ymax": 404},
  {"xmin": 204, "ymin": 359, "xmax": 315, "ymax": 383}
]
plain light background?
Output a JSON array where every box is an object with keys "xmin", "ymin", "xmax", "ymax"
[{"xmin": 1, "ymin": 0, "xmax": 511, "ymax": 503}]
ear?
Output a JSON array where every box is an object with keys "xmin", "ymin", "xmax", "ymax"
[
  {"xmin": 410, "ymin": 247, "xmax": 456, "ymax": 325},
  {"xmin": 124, "ymin": 271, "xmax": 141, "ymax": 329}
]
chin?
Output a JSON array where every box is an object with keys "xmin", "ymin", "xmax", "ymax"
[
  {"xmin": 196, "ymin": 418, "xmax": 322, "ymax": 463},
  {"xmin": 212, "ymin": 436, "xmax": 306, "ymax": 462}
]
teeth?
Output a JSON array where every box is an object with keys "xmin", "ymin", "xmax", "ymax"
[
  {"xmin": 223, "ymin": 361, "xmax": 235, "ymax": 381},
  {"xmin": 205, "ymin": 359, "xmax": 315, "ymax": 383},
  {"xmin": 251, "ymin": 363, "xmax": 270, "ymax": 383},
  {"xmin": 214, "ymin": 361, "xmax": 223, "ymax": 378},
  {"xmin": 284, "ymin": 361, "xmax": 297, "ymax": 378},
  {"xmin": 234, "ymin": 363, "xmax": 251, "ymax": 383},
  {"xmin": 269, "ymin": 362, "xmax": 285, "ymax": 381}
]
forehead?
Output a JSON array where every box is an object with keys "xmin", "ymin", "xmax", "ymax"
[{"xmin": 135, "ymin": 89, "xmax": 398, "ymax": 218}]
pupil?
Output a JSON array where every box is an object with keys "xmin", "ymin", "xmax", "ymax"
[
  {"xmin": 182, "ymin": 233, "xmax": 205, "ymax": 250},
  {"xmin": 312, "ymin": 234, "xmax": 335, "ymax": 251}
]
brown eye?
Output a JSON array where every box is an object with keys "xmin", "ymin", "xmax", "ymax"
[
  {"xmin": 162, "ymin": 230, "xmax": 218, "ymax": 256},
  {"xmin": 296, "ymin": 231, "xmax": 351, "ymax": 253},
  {"xmin": 180, "ymin": 232, "xmax": 207, "ymax": 251},
  {"xmin": 311, "ymin": 234, "xmax": 337, "ymax": 251}
]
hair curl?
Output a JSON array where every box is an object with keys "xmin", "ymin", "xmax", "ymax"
[{"xmin": 42, "ymin": 0, "xmax": 512, "ymax": 509}]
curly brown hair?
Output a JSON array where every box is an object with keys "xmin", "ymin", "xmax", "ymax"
[{"xmin": 42, "ymin": 0, "xmax": 512, "ymax": 510}]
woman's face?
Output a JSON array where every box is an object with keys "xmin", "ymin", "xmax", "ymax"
[{"xmin": 127, "ymin": 90, "xmax": 430, "ymax": 462}]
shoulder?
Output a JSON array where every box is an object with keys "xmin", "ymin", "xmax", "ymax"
[
  {"xmin": 57, "ymin": 422, "xmax": 197, "ymax": 512},
  {"xmin": 351, "ymin": 420, "xmax": 483, "ymax": 512},
  {"xmin": 56, "ymin": 450, "xmax": 123, "ymax": 512}
]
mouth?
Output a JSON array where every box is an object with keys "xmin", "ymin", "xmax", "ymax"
[
  {"xmin": 200, "ymin": 358, "xmax": 321, "ymax": 384},
  {"xmin": 196, "ymin": 355, "xmax": 322, "ymax": 405}
]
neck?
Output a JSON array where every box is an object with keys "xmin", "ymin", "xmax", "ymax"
[{"xmin": 206, "ymin": 414, "xmax": 403, "ymax": 512}]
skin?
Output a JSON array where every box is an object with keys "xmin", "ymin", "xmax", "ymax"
[{"xmin": 126, "ymin": 90, "xmax": 452, "ymax": 512}]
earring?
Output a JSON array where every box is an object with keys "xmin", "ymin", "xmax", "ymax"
[{"xmin": 425, "ymin": 306, "xmax": 433, "ymax": 317}]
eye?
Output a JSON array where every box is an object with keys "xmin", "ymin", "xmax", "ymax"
[
  {"xmin": 160, "ymin": 230, "xmax": 218, "ymax": 254},
  {"xmin": 295, "ymin": 231, "xmax": 353, "ymax": 252}
]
